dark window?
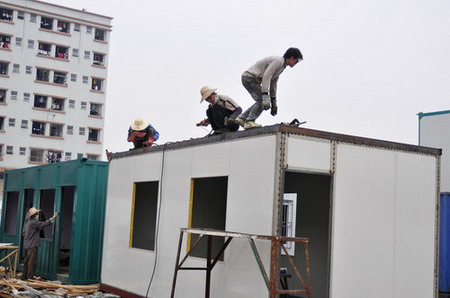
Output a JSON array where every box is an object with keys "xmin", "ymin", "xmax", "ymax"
[
  {"xmin": 38, "ymin": 42, "xmax": 51, "ymax": 56},
  {"xmin": 0, "ymin": 117, "xmax": 4, "ymax": 129},
  {"xmin": 94, "ymin": 28, "xmax": 106, "ymax": 41},
  {"xmin": 53, "ymin": 72, "xmax": 67, "ymax": 85},
  {"xmin": 0, "ymin": 35, "xmax": 11, "ymax": 49},
  {"xmin": 93, "ymin": 53, "xmax": 105, "ymax": 66},
  {"xmin": 4, "ymin": 192, "xmax": 19, "ymax": 234},
  {"xmin": 34, "ymin": 95, "xmax": 47, "ymax": 108},
  {"xmin": 91, "ymin": 78, "xmax": 103, "ymax": 91},
  {"xmin": 88, "ymin": 128, "xmax": 100, "ymax": 142},
  {"xmin": 17, "ymin": 11, "xmax": 24, "ymax": 20},
  {"xmin": 55, "ymin": 46, "xmax": 68, "ymax": 59},
  {"xmin": 0, "ymin": 62, "xmax": 8, "ymax": 75},
  {"xmin": 0, "ymin": 89, "xmax": 5, "ymax": 102},
  {"xmin": 0, "ymin": 8, "xmax": 13, "ymax": 21},
  {"xmin": 131, "ymin": 181, "xmax": 159, "ymax": 250},
  {"xmin": 190, "ymin": 177, "xmax": 228, "ymax": 260},
  {"xmin": 40, "ymin": 17, "xmax": 53, "ymax": 30},
  {"xmin": 57, "ymin": 20, "xmax": 70, "ymax": 33},
  {"xmin": 36, "ymin": 68, "xmax": 50, "ymax": 82},
  {"xmin": 49, "ymin": 123, "xmax": 63, "ymax": 137},
  {"xmin": 32, "ymin": 121, "xmax": 45, "ymax": 135},
  {"xmin": 30, "ymin": 148, "xmax": 44, "ymax": 162},
  {"xmin": 90, "ymin": 103, "xmax": 101, "ymax": 116},
  {"xmin": 51, "ymin": 97, "xmax": 64, "ymax": 111}
]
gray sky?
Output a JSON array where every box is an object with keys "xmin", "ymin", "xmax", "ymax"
[{"xmin": 46, "ymin": 0, "xmax": 450, "ymax": 153}]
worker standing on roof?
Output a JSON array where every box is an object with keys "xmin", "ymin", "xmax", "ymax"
[
  {"xmin": 236, "ymin": 47, "xmax": 303, "ymax": 130},
  {"xmin": 197, "ymin": 86, "xmax": 242, "ymax": 135},
  {"xmin": 22, "ymin": 207, "xmax": 58, "ymax": 281},
  {"xmin": 128, "ymin": 117, "xmax": 159, "ymax": 149}
]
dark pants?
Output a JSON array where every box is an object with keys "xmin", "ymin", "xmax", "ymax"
[
  {"xmin": 206, "ymin": 105, "xmax": 239, "ymax": 132},
  {"xmin": 22, "ymin": 247, "xmax": 37, "ymax": 280}
]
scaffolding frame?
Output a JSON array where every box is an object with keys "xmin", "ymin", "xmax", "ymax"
[{"xmin": 170, "ymin": 228, "xmax": 312, "ymax": 298}]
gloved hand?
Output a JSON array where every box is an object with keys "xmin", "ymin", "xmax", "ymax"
[
  {"xmin": 262, "ymin": 93, "xmax": 271, "ymax": 110},
  {"xmin": 270, "ymin": 98, "xmax": 278, "ymax": 116}
]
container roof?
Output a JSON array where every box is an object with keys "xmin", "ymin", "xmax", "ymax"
[{"xmin": 108, "ymin": 124, "xmax": 442, "ymax": 160}]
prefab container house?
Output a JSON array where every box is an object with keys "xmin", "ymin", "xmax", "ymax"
[
  {"xmin": 0, "ymin": 159, "xmax": 108, "ymax": 284},
  {"xmin": 102, "ymin": 124, "xmax": 440, "ymax": 298}
]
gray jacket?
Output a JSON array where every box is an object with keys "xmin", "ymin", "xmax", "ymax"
[
  {"xmin": 22, "ymin": 215, "xmax": 53, "ymax": 249},
  {"xmin": 242, "ymin": 56, "xmax": 286, "ymax": 98}
]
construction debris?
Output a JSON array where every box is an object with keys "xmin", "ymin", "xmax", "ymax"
[{"xmin": 0, "ymin": 278, "xmax": 113, "ymax": 297}]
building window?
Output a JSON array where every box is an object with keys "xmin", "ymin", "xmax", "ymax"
[
  {"xmin": 74, "ymin": 23, "xmax": 80, "ymax": 32},
  {"xmin": 69, "ymin": 99, "xmax": 75, "ymax": 109},
  {"xmin": 0, "ymin": 8, "xmax": 13, "ymax": 21},
  {"xmin": 90, "ymin": 103, "xmax": 102, "ymax": 116},
  {"xmin": 0, "ymin": 144, "xmax": 3, "ymax": 158},
  {"xmin": 34, "ymin": 94, "xmax": 47, "ymax": 108},
  {"xmin": 91, "ymin": 78, "xmax": 103, "ymax": 91},
  {"xmin": 84, "ymin": 50, "xmax": 90, "ymax": 59},
  {"xmin": 36, "ymin": 68, "xmax": 50, "ymax": 82},
  {"xmin": 82, "ymin": 76, "xmax": 88, "ymax": 84},
  {"xmin": 0, "ymin": 89, "xmax": 6, "ymax": 102},
  {"xmin": 10, "ymin": 91, "xmax": 17, "ymax": 100},
  {"xmin": 23, "ymin": 93, "xmax": 30, "ymax": 101},
  {"xmin": 70, "ymin": 73, "xmax": 77, "ymax": 82},
  {"xmin": 30, "ymin": 14, "xmax": 36, "ymax": 23},
  {"xmin": 12, "ymin": 64, "xmax": 19, "ymax": 73},
  {"xmin": 0, "ymin": 35, "xmax": 11, "ymax": 49},
  {"xmin": 79, "ymin": 127, "xmax": 85, "ymax": 135},
  {"xmin": 86, "ymin": 26, "xmax": 92, "ymax": 34},
  {"xmin": 26, "ymin": 66, "xmax": 32, "ymax": 74},
  {"xmin": 77, "ymin": 153, "xmax": 83, "ymax": 159},
  {"xmin": 131, "ymin": 181, "xmax": 159, "ymax": 250},
  {"xmin": 88, "ymin": 128, "xmax": 100, "ymax": 142},
  {"xmin": 15, "ymin": 37, "xmax": 22, "ymax": 46},
  {"xmin": 0, "ymin": 62, "xmax": 9, "ymax": 75},
  {"xmin": 67, "ymin": 125, "xmax": 73, "ymax": 135},
  {"xmin": 40, "ymin": 17, "xmax": 53, "ymax": 30},
  {"xmin": 65, "ymin": 152, "xmax": 72, "ymax": 160},
  {"xmin": 8, "ymin": 118, "xmax": 15, "ymax": 127},
  {"xmin": 27, "ymin": 39, "xmax": 34, "ymax": 49},
  {"xmin": 49, "ymin": 123, "xmax": 63, "ymax": 137},
  {"xmin": 30, "ymin": 148, "xmax": 44, "ymax": 162},
  {"xmin": 86, "ymin": 154, "xmax": 99, "ymax": 160},
  {"xmin": 80, "ymin": 101, "xmax": 87, "ymax": 110},
  {"xmin": 21, "ymin": 119, "xmax": 28, "ymax": 128},
  {"xmin": 0, "ymin": 116, "xmax": 4, "ymax": 129},
  {"xmin": 57, "ymin": 20, "xmax": 70, "ymax": 33},
  {"xmin": 46, "ymin": 151, "xmax": 61, "ymax": 163},
  {"xmin": 72, "ymin": 48, "xmax": 79, "ymax": 57},
  {"xmin": 55, "ymin": 45, "xmax": 68, "ymax": 59},
  {"xmin": 17, "ymin": 11, "xmax": 24, "ymax": 20},
  {"xmin": 93, "ymin": 53, "xmax": 105, "ymax": 66},
  {"xmin": 19, "ymin": 147, "xmax": 26, "ymax": 155},
  {"xmin": 38, "ymin": 42, "xmax": 52, "ymax": 56},
  {"xmin": 32, "ymin": 121, "xmax": 45, "ymax": 135},
  {"xmin": 6, "ymin": 145, "xmax": 13, "ymax": 154},
  {"xmin": 53, "ymin": 71, "xmax": 67, "ymax": 85},
  {"xmin": 94, "ymin": 28, "xmax": 106, "ymax": 41},
  {"xmin": 189, "ymin": 177, "xmax": 228, "ymax": 260},
  {"xmin": 50, "ymin": 97, "xmax": 64, "ymax": 111}
]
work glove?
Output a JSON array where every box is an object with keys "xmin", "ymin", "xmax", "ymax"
[
  {"xmin": 262, "ymin": 93, "xmax": 271, "ymax": 110},
  {"xmin": 270, "ymin": 98, "xmax": 278, "ymax": 116}
]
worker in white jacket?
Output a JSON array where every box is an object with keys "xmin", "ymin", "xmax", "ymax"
[{"xmin": 236, "ymin": 47, "xmax": 303, "ymax": 130}]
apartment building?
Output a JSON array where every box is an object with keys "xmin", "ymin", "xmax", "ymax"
[{"xmin": 0, "ymin": 0, "xmax": 112, "ymax": 187}]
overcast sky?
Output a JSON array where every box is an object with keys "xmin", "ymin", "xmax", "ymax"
[{"xmin": 45, "ymin": 0, "xmax": 450, "ymax": 154}]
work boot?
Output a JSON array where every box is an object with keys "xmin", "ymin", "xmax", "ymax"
[
  {"xmin": 212, "ymin": 128, "xmax": 228, "ymax": 135},
  {"xmin": 235, "ymin": 117, "xmax": 245, "ymax": 128},
  {"xmin": 244, "ymin": 121, "xmax": 262, "ymax": 130}
]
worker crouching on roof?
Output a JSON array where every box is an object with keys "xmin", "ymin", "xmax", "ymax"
[
  {"xmin": 22, "ymin": 207, "xmax": 58, "ymax": 281},
  {"xmin": 237, "ymin": 47, "xmax": 303, "ymax": 130},
  {"xmin": 128, "ymin": 117, "xmax": 160, "ymax": 149},
  {"xmin": 197, "ymin": 86, "xmax": 242, "ymax": 135}
]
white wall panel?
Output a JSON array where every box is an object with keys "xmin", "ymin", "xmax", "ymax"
[
  {"xmin": 330, "ymin": 144, "xmax": 437, "ymax": 298},
  {"xmin": 420, "ymin": 113, "xmax": 450, "ymax": 191},
  {"xmin": 102, "ymin": 135, "xmax": 277, "ymax": 298},
  {"xmin": 287, "ymin": 135, "xmax": 331, "ymax": 172}
]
